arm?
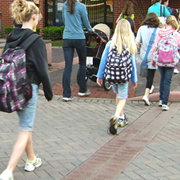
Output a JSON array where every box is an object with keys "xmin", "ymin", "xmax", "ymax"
[
  {"xmin": 164, "ymin": 6, "xmax": 171, "ymax": 17},
  {"xmin": 62, "ymin": 5, "xmax": 65, "ymax": 24},
  {"xmin": 131, "ymin": 54, "xmax": 138, "ymax": 83},
  {"xmin": 175, "ymin": 33, "xmax": 180, "ymax": 47},
  {"xmin": 81, "ymin": 4, "xmax": 93, "ymax": 32},
  {"xmin": 151, "ymin": 31, "xmax": 161, "ymax": 66},
  {"xmin": 97, "ymin": 41, "xmax": 111, "ymax": 79},
  {"xmin": 31, "ymin": 39, "xmax": 53, "ymax": 101}
]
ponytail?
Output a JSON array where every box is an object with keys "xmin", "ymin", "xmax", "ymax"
[
  {"xmin": 11, "ymin": 0, "xmax": 39, "ymax": 24},
  {"xmin": 166, "ymin": 15, "xmax": 179, "ymax": 30},
  {"xmin": 67, "ymin": 0, "xmax": 76, "ymax": 14}
]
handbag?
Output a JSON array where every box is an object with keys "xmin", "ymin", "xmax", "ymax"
[{"xmin": 140, "ymin": 28, "xmax": 157, "ymax": 77}]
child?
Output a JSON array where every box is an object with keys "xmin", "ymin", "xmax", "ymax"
[
  {"xmin": 116, "ymin": 1, "xmax": 135, "ymax": 24},
  {"xmin": 171, "ymin": 9, "xmax": 180, "ymax": 73},
  {"xmin": 136, "ymin": 13, "xmax": 160, "ymax": 106},
  {"xmin": 0, "ymin": 0, "xmax": 53, "ymax": 179},
  {"xmin": 152, "ymin": 15, "xmax": 180, "ymax": 111},
  {"xmin": 97, "ymin": 19, "xmax": 138, "ymax": 135}
]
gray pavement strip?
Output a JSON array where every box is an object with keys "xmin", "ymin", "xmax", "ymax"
[{"xmin": 0, "ymin": 96, "xmax": 151, "ymax": 180}]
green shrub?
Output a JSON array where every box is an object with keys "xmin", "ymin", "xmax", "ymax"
[
  {"xmin": 42, "ymin": 26, "xmax": 62, "ymax": 41},
  {"xmin": 36, "ymin": 26, "xmax": 40, "ymax": 34},
  {"xmin": 59, "ymin": 26, "xmax": 65, "ymax": 38},
  {"xmin": 4, "ymin": 26, "xmax": 14, "ymax": 36}
]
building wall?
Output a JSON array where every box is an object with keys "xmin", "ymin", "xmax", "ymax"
[
  {"xmin": 0, "ymin": 0, "xmax": 45, "ymax": 36},
  {"xmin": 0, "ymin": 0, "xmax": 180, "ymax": 37},
  {"xmin": 113, "ymin": 0, "xmax": 151, "ymax": 31}
]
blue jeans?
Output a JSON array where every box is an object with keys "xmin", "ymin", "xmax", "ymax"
[
  {"xmin": 62, "ymin": 39, "xmax": 87, "ymax": 97},
  {"xmin": 158, "ymin": 66, "xmax": 174, "ymax": 105}
]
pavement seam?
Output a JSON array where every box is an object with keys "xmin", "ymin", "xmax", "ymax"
[{"xmin": 62, "ymin": 103, "xmax": 178, "ymax": 180}]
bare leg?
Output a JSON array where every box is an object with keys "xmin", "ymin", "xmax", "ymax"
[
  {"xmin": 25, "ymin": 132, "xmax": 35, "ymax": 161},
  {"xmin": 115, "ymin": 95, "xmax": 126, "ymax": 117},
  {"xmin": 6, "ymin": 131, "xmax": 30, "ymax": 172},
  {"xmin": 144, "ymin": 88, "xmax": 150, "ymax": 98}
]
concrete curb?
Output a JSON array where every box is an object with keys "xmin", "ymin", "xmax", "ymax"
[{"xmin": 128, "ymin": 91, "xmax": 180, "ymax": 102}]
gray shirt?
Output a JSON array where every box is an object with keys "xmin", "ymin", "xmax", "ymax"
[{"xmin": 136, "ymin": 25, "xmax": 159, "ymax": 69}]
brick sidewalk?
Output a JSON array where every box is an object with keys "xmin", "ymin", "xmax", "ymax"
[{"xmin": 1, "ymin": 95, "xmax": 180, "ymax": 179}]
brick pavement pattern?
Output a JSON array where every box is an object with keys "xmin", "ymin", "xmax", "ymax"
[
  {"xmin": 0, "ymin": 96, "xmax": 150, "ymax": 180},
  {"xmin": 1, "ymin": 95, "xmax": 180, "ymax": 179}
]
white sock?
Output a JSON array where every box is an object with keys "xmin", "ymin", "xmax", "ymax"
[
  {"xmin": 114, "ymin": 114, "xmax": 120, "ymax": 119},
  {"xmin": 119, "ymin": 115, "xmax": 125, "ymax": 119}
]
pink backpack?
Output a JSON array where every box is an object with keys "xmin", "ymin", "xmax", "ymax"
[{"xmin": 153, "ymin": 32, "xmax": 180, "ymax": 67}]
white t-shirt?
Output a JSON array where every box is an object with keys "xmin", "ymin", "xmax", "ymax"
[{"xmin": 136, "ymin": 25, "xmax": 159, "ymax": 69}]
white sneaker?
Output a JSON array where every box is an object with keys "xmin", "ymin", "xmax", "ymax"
[
  {"xmin": 162, "ymin": 104, "xmax": 169, "ymax": 111},
  {"xmin": 159, "ymin": 100, "xmax": 163, "ymax": 106},
  {"xmin": 78, "ymin": 89, "xmax": 91, "ymax": 97},
  {"xmin": 174, "ymin": 69, "xmax": 179, "ymax": 74},
  {"xmin": 0, "ymin": 170, "xmax": 13, "ymax": 180},
  {"xmin": 24, "ymin": 157, "xmax": 42, "ymax": 172},
  {"xmin": 62, "ymin": 96, "xmax": 74, "ymax": 102},
  {"xmin": 142, "ymin": 96, "xmax": 151, "ymax": 106},
  {"xmin": 150, "ymin": 85, "xmax": 154, "ymax": 94}
]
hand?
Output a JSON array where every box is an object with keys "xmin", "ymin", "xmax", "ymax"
[
  {"xmin": 97, "ymin": 78, "xmax": 103, "ymax": 86},
  {"xmin": 131, "ymin": 82, "xmax": 137, "ymax": 89},
  {"xmin": 152, "ymin": 61, "xmax": 156, "ymax": 67}
]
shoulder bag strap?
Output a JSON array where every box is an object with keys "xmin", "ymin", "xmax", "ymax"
[
  {"xmin": 160, "ymin": 5, "xmax": 162, "ymax": 17},
  {"xmin": 20, "ymin": 33, "xmax": 41, "ymax": 51},
  {"xmin": 164, "ymin": 6, "xmax": 166, "ymax": 17},
  {"xmin": 142, "ymin": 28, "xmax": 157, "ymax": 66}
]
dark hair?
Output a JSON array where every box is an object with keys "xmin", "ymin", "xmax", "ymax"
[
  {"xmin": 171, "ymin": 9, "xmax": 180, "ymax": 21},
  {"xmin": 67, "ymin": 0, "xmax": 76, "ymax": 14},
  {"xmin": 122, "ymin": 1, "xmax": 134, "ymax": 16},
  {"xmin": 151, "ymin": 0, "xmax": 161, "ymax": 4},
  {"xmin": 141, "ymin": 12, "xmax": 160, "ymax": 28},
  {"xmin": 126, "ymin": 17, "xmax": 135, "ymax": 34},
  {"xmin": 161, "ymin": 0, "xmax": 168, "ymax": 4}
]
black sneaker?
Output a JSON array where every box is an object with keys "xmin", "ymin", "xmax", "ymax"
[
  {"xmin": 62, "ymin": 96, "xmax": 74, "ymax": 102},
  {"xmin": 109, "ymin": 116, "xmax": 118, "ymax": 135}
]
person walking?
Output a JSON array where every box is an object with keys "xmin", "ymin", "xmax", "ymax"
[
  {"xmin": 97, "ymin": 19, "xmax": 137, "ymax": 135},
  {"xmin": 171, "ymin": 9, "xmax": 180, "ymax": 74},
  {"xmin": 152, "ymin": 15, "xmax": 180, "ymax": 111},
  {"xmin": 116, "ymin": 1, "xmax": 135, "ymax": 24},
  {"xmin": 0, "ymin": 0, "xmax": 53, "ymax": 179},
  {"xmin": 136, "ymin": 13, "xmax": 160, "ymax": 106},
  {"xmin": 161, "ymin": 0, "xmax": 172, "ymax": 14},
  {"xmin": 148, "ymin": 0, "xmax": 171, "ymax": 17},
  {"xmin": 62, "ymin": 0, "xmax": 94, "ymax": 102}
]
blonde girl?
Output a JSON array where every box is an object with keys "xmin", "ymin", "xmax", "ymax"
[
  {"xmin": 97, "ymin": 19, "xmax": 138, "ymax": 135},
  {"xmin": 0, "ymin": 0, "xmax": 53, "ymax": 179}
]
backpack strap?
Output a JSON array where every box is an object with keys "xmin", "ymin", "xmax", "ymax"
[
  {"xmin": 164, "ymin": 6, "xmax": 166, "ymax": 17},
  {"xmin": 20, "ymin": 33, "xmax": 41, "ymax": 51},
  {"xmin": 142, "ymin": 28, "xmax": 157, "ymax": 66},
  {"xmin": 160, "ymin": 5, "xmax": 162, "ymax": 17}
]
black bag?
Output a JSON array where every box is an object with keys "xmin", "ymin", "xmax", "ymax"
[{"xmin": 104, "ymin": 45, "xmax": 132, "ymax": 84}]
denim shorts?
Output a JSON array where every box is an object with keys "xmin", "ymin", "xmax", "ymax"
[
  {"xmin": 17, "ymin": 84, "xmax": 38, "ymax": 131},
  {"xmin": 112, "ymin": 82, "xmax": 129, "ymax": 99}
]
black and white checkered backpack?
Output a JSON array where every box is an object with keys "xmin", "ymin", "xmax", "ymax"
[{"xmin": 104, "ymin": 45, "xmax": 132, "ymax": 84}]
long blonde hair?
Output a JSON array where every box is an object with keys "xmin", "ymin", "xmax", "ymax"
[
  {"xmin": 11, "ymin": 0, "xmax": 39, "ymax": 24},
  {"xmin": 166, "ymin": 15, "xmax": 179, "ymax": 30},
  {"xmin": 110, "ymin": 19, "xmax": 137, "ymax": 55}
]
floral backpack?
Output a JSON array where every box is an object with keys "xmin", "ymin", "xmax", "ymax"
[{"xmin": 153, "ymin": 31, "xmax": 180, "ymax": 67}]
